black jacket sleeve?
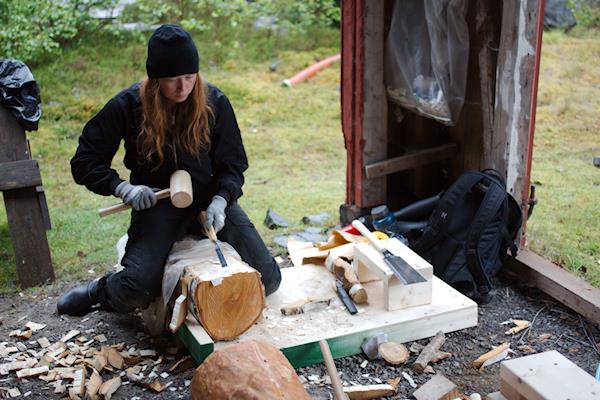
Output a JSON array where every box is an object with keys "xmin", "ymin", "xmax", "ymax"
[
  {"xmin": 70, "ymin": 94, "xmax": 129, "ymax": 196},
  {"xmin": 209, "ymin": 89, "xmax": 248, "ymax": 203}
]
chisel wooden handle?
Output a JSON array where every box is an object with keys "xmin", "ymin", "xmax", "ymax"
[
  {"xmin": 98, "ymin": 189, "xmax": 170, "ymax": 217},
  {"xmin": 352, "ymin": 219, "xmax": 385, "ymax": 252}
]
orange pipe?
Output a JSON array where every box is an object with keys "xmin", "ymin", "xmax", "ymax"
[{"xmin": 282, "ymin": 54, "xmax": 341, "ymax": 87}]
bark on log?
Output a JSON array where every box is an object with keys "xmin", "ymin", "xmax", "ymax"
[
  {"xmin": 191, "ymin": 340, "xmax": 311, "ymax": 400},
  {"xmin": 412, "ymin": 331, "xmax": 445, "ymax": 372},
  {"xmin": 184, "ymin": 257, "xmax": 265, "ymax": 341}
]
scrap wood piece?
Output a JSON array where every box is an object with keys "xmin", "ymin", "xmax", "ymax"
[
  {"xmin": 52, "ymin": 380, "xmax": 66, "ymax": 394},
  {"xmin": 37, "ymin": 337, "xmax": 50, "ymax": 348},
  {"xmin": 504, "ymin": 319, "xmax": 531, "ymax": 335},
  {"xmin": 413, "ymin": 331, "xmax": 445, "ymax": 372},
  {"xmin": 24, "ymin": 321, "xmax": 46, "ymax": 332},
  {"xmin": 1, "ymin": 387, "xmax": 21, "ymax": 397},
  {"xmin": 280, "ymin": 296, "xmax": 333, "ymax": 315},
  {"xmin": 472, "ymin": 343, "xmax": 510, "ymax": 370},
  {"xmin": 412, "ymin": 374, "xmax": 461, "ymax": 400},
  {"xmin": 16, "ymin": 330, "xmax": 32, "ymax": 340},
  {"xmin": 343, "ymin": 384, "xmax": 396, "ymax": 399},
  {"xmin": 92, "ymin": 354, "xmax": 107, "ymax": 372},
  {"xmin": 16, "ymin": 365, "xmax": 49, "ymax": 379},
  {"xmin": 378, "ymin": 342, "xmax": 409, "ymax": 365},
  {"xmin": 169, "ymin": 294, "xmax": 188, "ymax": 333},
  {"xmin": 99, "ymin": 376, "xmax": 121, "ymax": 400}
]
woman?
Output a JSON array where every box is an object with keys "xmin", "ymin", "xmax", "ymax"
[{"xmin": 58, "ymin": 24, "xmax": 281, "ymax": 316}]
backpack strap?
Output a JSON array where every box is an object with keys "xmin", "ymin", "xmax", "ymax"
[
  {"xmin": 464, "ymin": 179, "xmax": 508, "ymax": 300},
  {"xmin": 412, "ymin": 171, "xmax": 487, "ymax": 254}
]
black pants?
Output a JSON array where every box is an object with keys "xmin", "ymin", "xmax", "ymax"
[{"xmin": 96, "ymin": 200, "xmax": 281, "ymax": 313}]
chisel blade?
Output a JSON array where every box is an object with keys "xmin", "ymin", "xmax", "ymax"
[{"xmin": 382, "ymin": 250, "xmax": 426, "ymax": 285}]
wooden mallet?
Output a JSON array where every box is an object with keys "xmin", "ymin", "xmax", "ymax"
[{"xmin": 98, "ymin": 169, "xmax": 193, "ymax": 217}]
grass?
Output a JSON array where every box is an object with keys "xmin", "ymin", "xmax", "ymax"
[
  {"xmin": 0, "ymin": 29, "xmax": 344, "ymax": 291},
  {"xmin": 526, "ymin": 29, "xmax": 600, "ymax": 285},
  {"xmin": 1, "ymin": 27, "xmax": 600, "ymax": 291}
]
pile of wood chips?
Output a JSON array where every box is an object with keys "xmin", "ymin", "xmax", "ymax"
[{"xmin": 0, "ymin": 320, "xmax": 194, "ymax": 399}]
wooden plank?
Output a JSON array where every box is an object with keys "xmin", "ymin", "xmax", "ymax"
[
  {"xmin": 491, "ymin": 0, "xmax": 540, "ymax": 206},
  {"xmin": 364, "ymin": 144, "xmax": 458, "ymax": 179},
  {"xmin": 0, "ymin": 106, "xmax": 30, "ymax": 163},
  {"xmin": 500, "ymin": 351, "xmax": 600, "ymax": 400},
  {"xmin": 180, "ymin": 263, "xmax": 477, "ymax": 368},
  {"xmin": 505, "ymin": 250, "xmax": 600, "ymax": 326},
  {"xmin": 360, "ymin": 0, "xmax": 386, "ymax": 207},
  {"xmin": 3, "ymin": 187, "xmax": 54, "ymax": 288},
  {"xmin": 0, "ymin": 159, "xmax": 41, "ymax": 190}
]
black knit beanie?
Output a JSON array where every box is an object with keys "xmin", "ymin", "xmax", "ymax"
[{"xmin": 146, "ymin": 24, "xmax": 199, "ymax": 78}]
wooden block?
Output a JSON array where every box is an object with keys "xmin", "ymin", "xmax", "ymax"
[
  {"xmin": 354, "ymin": 239, "xmax": 432, "ymax": 310},
  {"xmin": 343, "ymin": 383, "xmax": 396, "ymax": 399},
  {"xmin": 169, "ymin": 294, "xmax": 188, "ymax": 333},
  {"xmin": 413, "ymin": 374, "xmax": 460, "ymax": 400},
  {"xmin": 500, "ymin": 350, "xmax": 600, "ymax": 400},
  {"xmin": 412, "ymin": 374, "xmax": 460, "ymax": 400}
]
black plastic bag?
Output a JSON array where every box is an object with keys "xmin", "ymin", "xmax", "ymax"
[{"xmin": 0, "ymin": 59, "xmax": 42, "ymax": 131}]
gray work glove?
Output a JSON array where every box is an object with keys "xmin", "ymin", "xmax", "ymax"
[
  {"xmin": 114, "ymin": 181, "xmax": 157, "ymax": 211},
  {"xmin": 205, "ymin": 195, "xmax": 227, "ymax": 233}
]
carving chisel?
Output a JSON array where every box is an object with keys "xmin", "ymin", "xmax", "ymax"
[
  {"xmin": 335, "ymin": 279, "xmax": 357, "ymax": 315},
  {"xmin": 199, "ymin": 211, "xmax": 228, "ymax": 268},
  {"xmin": 352, "ymin": 219, "xmax": 426, "ymax": 285}
]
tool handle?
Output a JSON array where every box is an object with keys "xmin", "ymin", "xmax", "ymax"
[
  {"xmin": 198, "ymin": 211, "xmax": 218, "ymax": 241},
  {"xmin": 335, "ymin": 280, "xmax": 358, "ymax": 315},
  {"xmin": 352, "ymin": 219, "xmax": 385, "ymax": 252},
  {"xmin": 98, "ymin": 189, "xmax": 170, "ymax": 217},
  {"xmin": 319, "ymin": 339, "xmax": 349, "ymax": 400}
]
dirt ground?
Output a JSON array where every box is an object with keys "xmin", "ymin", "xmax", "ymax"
[{"xmin": 0, "ymin": 262, "xmax": 598, "ymax": 399}]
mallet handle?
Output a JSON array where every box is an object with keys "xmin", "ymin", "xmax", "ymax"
[
  {"xmin": 98, "ymin": 189, "xmax": 170, "ymax": 217},
  {"xmin": 352, "ymin": 219, "xmax": 385, "ymax": 252}
]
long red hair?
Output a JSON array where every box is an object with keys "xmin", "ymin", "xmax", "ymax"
[{"xmin": 138, "ymin": 73, "xmax": 213, "ymax": 166}]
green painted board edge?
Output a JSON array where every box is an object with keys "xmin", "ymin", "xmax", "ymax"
[
  {"xmin": 177, "ymin": 321, "xmax": 213, "ymax": 364},
  {"xmin": 179, "ymin": 304, "xmax": 477, "ymax": 368}
]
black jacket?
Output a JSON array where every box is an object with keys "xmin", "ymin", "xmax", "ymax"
[{"xmin": 70, "ymin": 82, "xmax": 248, "ymax": 206}]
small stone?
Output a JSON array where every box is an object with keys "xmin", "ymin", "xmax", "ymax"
[
  {"xmin": 264, "ymin": 208, "xmax": 290, "ymax": 229},
  {"xmin": 302, "ymin": 213, "xmax": 331, "ymax": 226},
  {"xmin": 273, "ymin": 236, "xmax": 289, "ymax": 247}
]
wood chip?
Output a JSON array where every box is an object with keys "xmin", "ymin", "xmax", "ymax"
[
  {"xmin": 37, "ymin": 337, "xmax": 50, "ymax": 348},
  {"xmin": 87, "ymin": 370, "xmax": 102, "ymax": 400},
  {"xmin": 60, "ymin": 330, "xmax": 80, "ymax": 343},
  {"xmin": 139, "ymin": 349, "xmax": 157, "ymax": 357},
  {"xmin": 93, "ymin": 354, "xmax": 108, "ymax": 372},
  {"xmin": 107, "ymin": 348, "xmax": 124, "ymax": 370},
  {"xmin": 378, "ymin": 342, "xmax": 409, "ymax": 365},
  {"xmin": 17, "ymin": 330, "xmax": 32, "ymax": 340},
  {"xmin": 472, "ymin": 343, "xmax": 510, "ymax": 370},
  {"xmin": 431, "ymin": 350, "xmax": 453, "ymax": 363},
  {"xmin": 0, "ymin": 359, "xmax": 37, "ymax": 375},
  {"xmin": 6, "ymin": 387, "xmax": 21, "ymax": 397},
  {"xmin": 24, "ymin": 321, "xmax": 46, "ymax": 332},
  {"xmin": 517, "ymin": 344, "xmax": 537, "ymax": 354},
  {"xmin": 423, "ymin": 365, "xmax": 435, "ymax": 374},
  {"xmin": 72, "ymin": 368, "xmax": 86, "ymax": 396},
  {"xmin": 94, "ymin": 334, "xmax": 107, "ymax": 343},
  {"xmin": 168, "ymin": 356, "xmax": 195, "ymax": 373},
  {"xmin": 99, "ymin": 376, "xmax": 121, "ymax": 400},
  {"xmin": 16, "ymin": 365, "xmax": 49, "ymax": 378},
  {"xmin": 505, "ymin": 319, "xmax": 531, "ymax": 335},
  {"xmin": 402, "ymin": 371, "xmax": 417, "ymax": 388},
  {"xmin": 39, "ymin": 370, "xmax": 58, "ymax": 382},
  {"xmin": 52, "ymin": 380, "xmax": 66, "ymax": 394}
]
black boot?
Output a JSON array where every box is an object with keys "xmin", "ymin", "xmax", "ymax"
[{"xmin": 57, "ymin": 280, "xmax": 100, "ymax": 316}]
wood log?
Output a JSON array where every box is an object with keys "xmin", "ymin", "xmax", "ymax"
[
  {"xmin": 378, "ymin": 342, "xmax": 409, "ymax": 365},
  {"xmin": 413, "ymin": 331, "xmax": 445, "ymax": 372},
  {"xmin": 191, "ymin": 340, "xmax": 311, "ymax": 400},
  {"xmin": 184, "ymin": 251, "xmax": 265, "ymax": 341},
  {"xmin": 326, "ymin": 257, "xmax": 368, "ymax": 304}
]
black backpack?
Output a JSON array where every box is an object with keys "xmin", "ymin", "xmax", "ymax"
[{"xmin": 404, "ymin": 170, "xmax": 523, "ymax": 303}]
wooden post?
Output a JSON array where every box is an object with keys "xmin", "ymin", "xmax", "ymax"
[{"xmin": 0, "ymin": 106, "xmax": 54, "ymax": 287}]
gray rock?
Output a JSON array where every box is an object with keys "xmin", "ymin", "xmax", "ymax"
[
  {"xmin": 302, "ymin": 212, "xmax": 331, "ymax": 226},
  {"xmin": 594, "ymin": 156, "xmax": 600, "ymax": 167},
  {"xmin": 273, "ymin": 236, "xmax": 289, "ymax": 248},
  {"xmin": 264, "ymin": 208, "xmax": 290, "ymax": 229},
  {"xmin": 293, "ymin": 231, "xmax": 326, "ymax": 243}
]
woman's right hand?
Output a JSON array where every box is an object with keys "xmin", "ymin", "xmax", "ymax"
[{"xmin": 114, "ymin": 181, "xmax": 157, "ymax": 211}]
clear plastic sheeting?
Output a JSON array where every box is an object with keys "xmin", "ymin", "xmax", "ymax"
[
  {"xmin": 385, "ymin": 0, "xmax": 469, "ymax": 125},
  {"xmin": 0, "ymin": 59, "xmax": 42, "ymax": 131}
]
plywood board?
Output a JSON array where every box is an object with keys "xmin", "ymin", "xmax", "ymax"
[
  {"xmin": 179, "ymin": 263, "xmax": 477, "ymax": 368},
  {"xmin": 500, "ymin": 350, "xmax": 600, "ymax": 400}
]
